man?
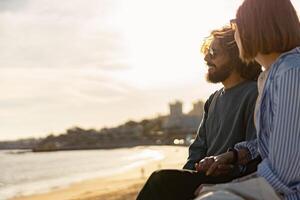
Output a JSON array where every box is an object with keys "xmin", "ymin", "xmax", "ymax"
[
  {"xmin": 136, "ymin": 26, "xmax": 261, "ymax": 200},
  {"xmin": 184, "ymin": 26, "xmax": 261, "ymax": 170}
]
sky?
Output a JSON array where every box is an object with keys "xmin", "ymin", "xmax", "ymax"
[{"xmin": 1, "ymin": 0, "xmax": 299, "ymax": 140}]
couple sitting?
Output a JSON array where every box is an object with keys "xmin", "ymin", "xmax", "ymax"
[{"xmin": 137, "ymin": 0, "xmax": 300, "ymax": 199}]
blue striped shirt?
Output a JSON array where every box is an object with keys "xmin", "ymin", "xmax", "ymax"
[{"xmin": 235, "ymin": 47, "xmax": 300, "ymax": 200}]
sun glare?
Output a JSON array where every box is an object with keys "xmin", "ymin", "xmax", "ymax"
[
  {"xmin": 0, "ymin": 0, "xmax": 263, "ymax": 140},
  {"xmin": 108, "ymin": 0, "xmax": 242, "ymax": 89}
]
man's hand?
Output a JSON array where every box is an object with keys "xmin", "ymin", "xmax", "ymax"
[
  {"xmin": 195, "ymin": 152, "xmax": 234, "ymax": 176},
  {"xmin": 195, "ymin": 156, "xmax": 215, "ymax": 172}
]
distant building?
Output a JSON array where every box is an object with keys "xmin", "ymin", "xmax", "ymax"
[
  {"xmin": 188, "ymin": 100, "xmax": 205, "ymax": 117},
  {"xmin": 162, "ymin": 100, "xmax": 203, "ymax": 130},
  {"xmin": 169, "ymin": 101, "xmax": 183, "ymax": 117}
]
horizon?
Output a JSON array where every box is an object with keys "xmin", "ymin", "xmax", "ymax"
[
  {"xmin": 1, "ymin": 98, "xmax": 204, "ymax": 142},
  {"xmin": 1, "ymin": 0, "xmax": 299, "ymax": 140}
]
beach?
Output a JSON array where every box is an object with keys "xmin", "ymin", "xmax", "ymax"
[{"xmin": 10, "ymin": 146, "xmax": 188, "ymax": 200}]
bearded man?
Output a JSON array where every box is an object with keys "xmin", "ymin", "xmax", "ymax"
[
  {"xmin": 136, "ymin": 26, "xmax": 262, "ymax": 200},
  {"xmin": 183, "ymin": 26, "xmax": 261, "ymax": 170}
]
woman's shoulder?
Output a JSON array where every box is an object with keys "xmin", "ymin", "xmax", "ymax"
[{"xmin": 272, "ymin": 48, "xmax": 300, "ymax": 79}]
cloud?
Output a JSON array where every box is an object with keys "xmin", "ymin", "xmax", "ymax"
[
  {"xmin": 0, "ymin": 0, "xmax": 28, "ymax": 12},
  {"xmin": 0, "ymin": 0, "xmax": 128, "ymax": 70},
  {"xmin": 0, "ymin": 68, "xmax": 135, "ymax": 110},
  {"xmin": 0, "ymin": 0, "xmax": 134, "ymax": 140},
  {"xmin": 0, "ymin": 67, "xmax": 141, "ymax": 139}
]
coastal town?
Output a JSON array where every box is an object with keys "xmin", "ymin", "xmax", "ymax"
[{"xmin": 0, "ymin": 100, "xmax": 204, "ymax": 151}]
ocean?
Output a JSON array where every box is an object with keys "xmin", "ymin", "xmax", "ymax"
[{"xmin": 0, "ymin": 146, "xmax": 165, "ymax": 200}]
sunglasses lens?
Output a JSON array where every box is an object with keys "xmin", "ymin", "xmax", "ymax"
[
  {"xmin": 230, "ymin": 19, "xmax": 237, "ymax": 30},
  {"xmin": 209, "ymin": 48, "xmax": 214, "ymax": 57}
]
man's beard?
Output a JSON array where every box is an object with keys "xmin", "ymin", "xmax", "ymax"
[{"xmin": 206, "ymin": 63, "xmax": 233, "ymax": 83}]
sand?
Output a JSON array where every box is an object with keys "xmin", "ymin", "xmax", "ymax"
[{"xmin": 12, "ymin": 146, "xmax": 188, "ymax": 200}]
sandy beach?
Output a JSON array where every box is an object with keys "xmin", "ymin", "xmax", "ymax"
[{"xmin": 11, "ymin": 146, "xmax": 188, "ymax": 200}]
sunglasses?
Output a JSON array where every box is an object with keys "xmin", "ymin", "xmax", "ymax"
[
  {"xmin": 208, "ymin": 47, "xmax": 217, "ymax": 59},
  {"xmin": 230, "ymin": 19, "xmax": 237, "ymax": 30}
]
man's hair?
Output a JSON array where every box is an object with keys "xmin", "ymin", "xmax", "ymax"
[
  {"xmin": 236, "ymin": 0, "xmax": 300, "ymax": 61},
  {"xmin": 201, "ymin": 26, "xmax": 262, "ymax": 81}
]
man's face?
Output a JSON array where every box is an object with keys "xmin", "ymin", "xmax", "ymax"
[{"xmin": 204, "ymin": 38, "xmax": 233, "ymax": 83}]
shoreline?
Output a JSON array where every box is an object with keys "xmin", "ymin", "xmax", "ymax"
[{"xmin": 11, "ymin": 146, "xmax": 188, "ymax": 200}]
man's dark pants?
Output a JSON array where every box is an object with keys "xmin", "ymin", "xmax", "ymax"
[{"xmin": 136, "ymin": 169, "xmax": 238, "ymax": 200}]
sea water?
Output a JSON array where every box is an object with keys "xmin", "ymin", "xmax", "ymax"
[{"xmin": 0, "ymin": 146, "xmax": 165, "ymax": 200}]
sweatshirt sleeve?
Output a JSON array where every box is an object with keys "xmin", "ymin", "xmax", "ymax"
[{"xmin": 183, "ymin": 94, "xmax": 214, "ymax": 170}]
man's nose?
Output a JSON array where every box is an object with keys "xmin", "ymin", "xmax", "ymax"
[{"xmin": 204, "ymin": 53, "xmax": 210, "ymax": 62}]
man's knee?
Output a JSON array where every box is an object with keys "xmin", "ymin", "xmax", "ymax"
[{"xmin": 148, "ymin": 169, "xmax": 168, "ymax": 185}]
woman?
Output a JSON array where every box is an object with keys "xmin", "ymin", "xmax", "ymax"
[{"xmin": 197, "ymin": 0, "xmax": 300, "ymax": 199}]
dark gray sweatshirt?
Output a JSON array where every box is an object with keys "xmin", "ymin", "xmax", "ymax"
[{"xmin": 183, "ymin": 81, "xmax": 258, "ymax": 170}]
